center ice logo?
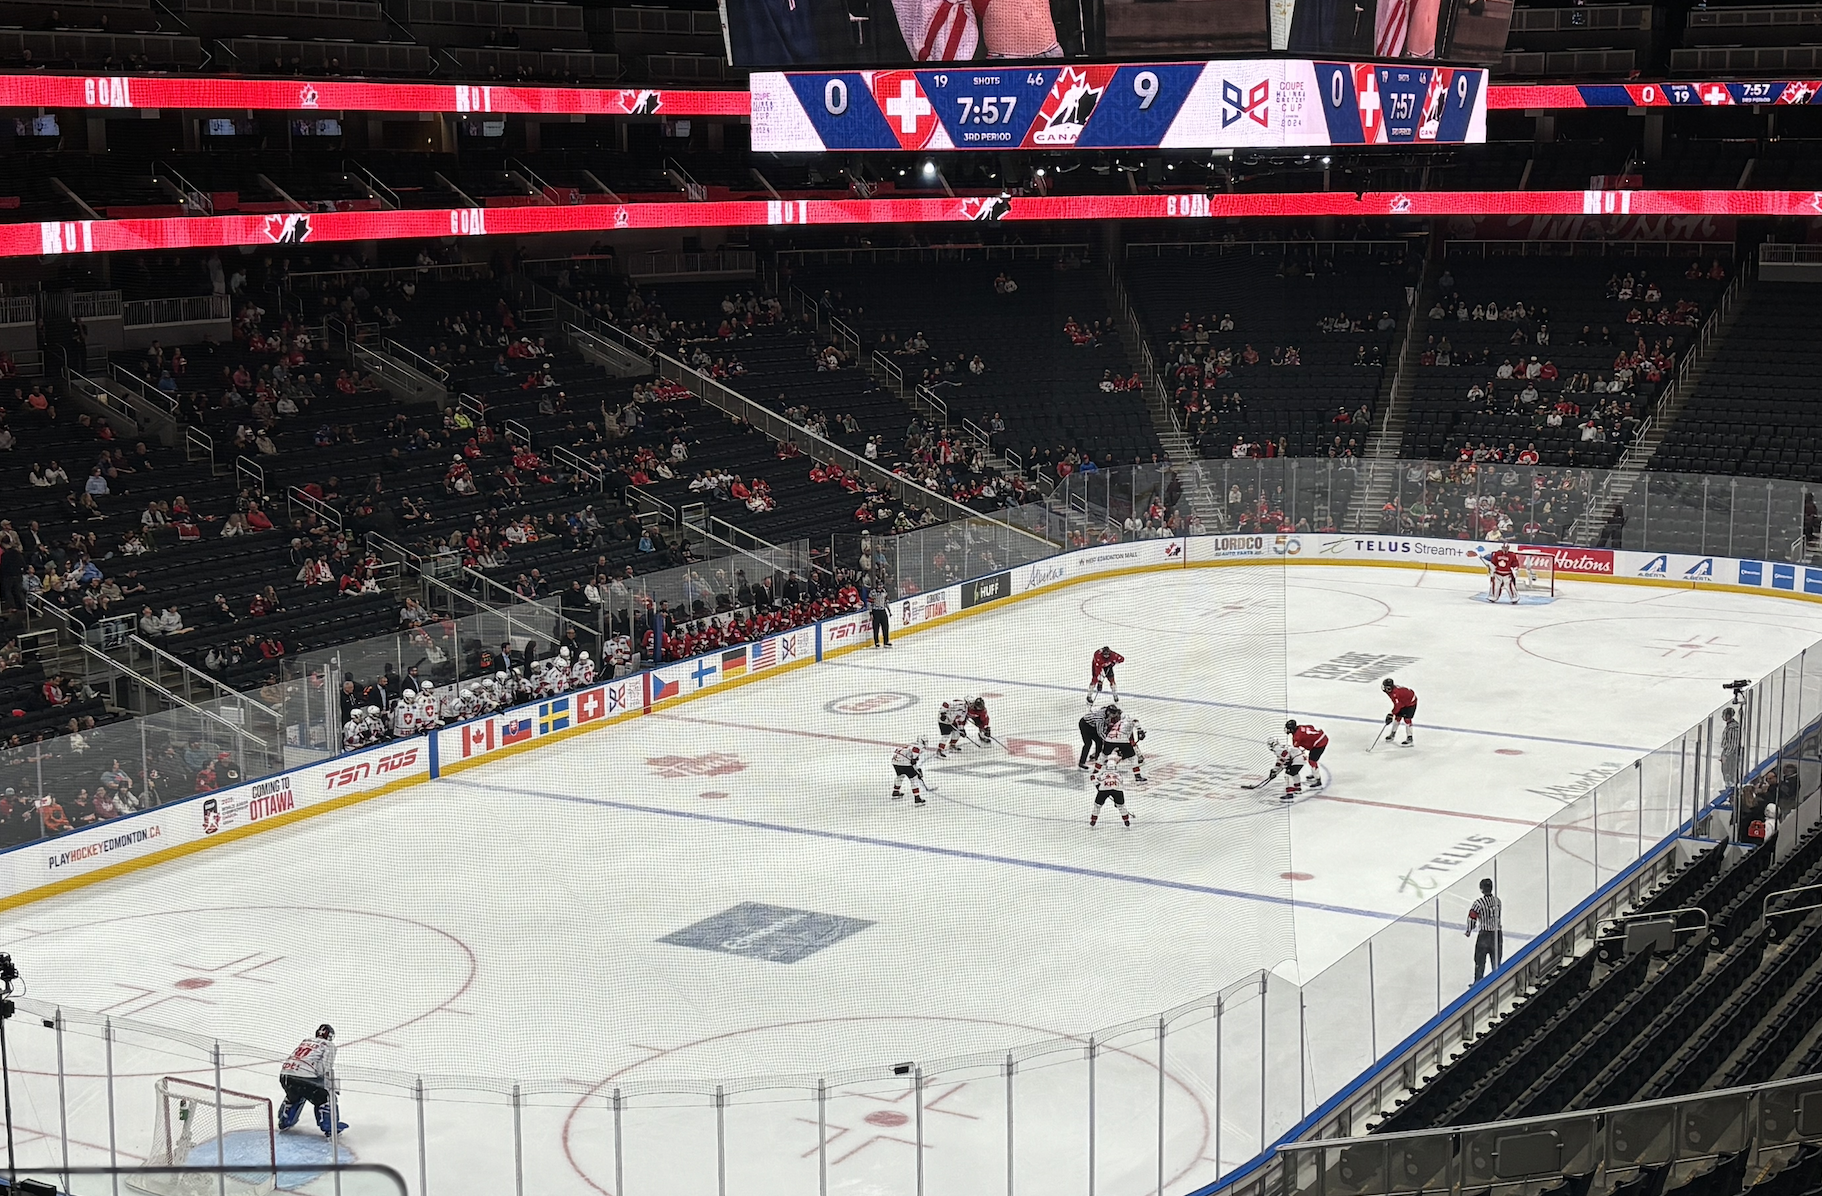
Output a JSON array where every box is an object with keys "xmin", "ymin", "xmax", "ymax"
[
  {"xmin": 661, "ymin": 902, "xmax": 874, "ymax": 964},
  {"xmin": 646, "ymin": 752, "xmax": 746, "ymax": 778}
]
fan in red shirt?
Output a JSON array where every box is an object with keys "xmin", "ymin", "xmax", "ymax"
[
  {"xmin": 1487, "ymin": 543, "xmax": 1521, "ymax": 605},
  {"xmin": 1087, "ymin": 646, "xmax": 1124, "ymax": 704},
  {"xmin": 1381, "ymin": 678, "xmax": 1418, "ymax": 746},
  {"xmin": 1284, "ymin": 719, "xmax": 1329, "ymax": 789}
]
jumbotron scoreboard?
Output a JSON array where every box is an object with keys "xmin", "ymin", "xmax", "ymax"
[{"xmin": 750, "ymin": 60, "xmax": 1489, "ymax": 152}]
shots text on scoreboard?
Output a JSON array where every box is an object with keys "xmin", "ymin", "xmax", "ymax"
[{"xmin": 750, "ymin": 61, "xmax": 1489, "ymax": 152}]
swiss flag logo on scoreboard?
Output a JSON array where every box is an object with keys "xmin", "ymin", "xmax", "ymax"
[
  {"xmin": 870, "ymin": 71, "xmax": 941, "ymax": 151},
  {"xmin": 1352, "ymin": 64, "xmax": 1388, "ymax": 144}
]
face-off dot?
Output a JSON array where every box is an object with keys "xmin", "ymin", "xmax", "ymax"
[
  {"xmin": 173, "ymin": 977, "xmax": 214, "ymax": 990},
  {"xmin": 1281, "ymin": 872, "xmax": 1315, "ymax": 881},
  {"xmin": 864, "ymin": 1110, "xmax": 910, "ymax": 1128},
  {"xmin": 1494, "ymin": 749, "xmax": 1525, "ymax": 756}
]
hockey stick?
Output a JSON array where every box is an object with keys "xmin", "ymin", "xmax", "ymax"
[
  {"xmin": 1240, "ymin": 766, "xmax": 1281, "ymax": 791},
  {"xmin": 917, "ymin": 771, "xmax": 939, "ymax": 794},
  {"xmin": 1367, "ymin": 723, "xmax": 1388, "ymax": 753}
]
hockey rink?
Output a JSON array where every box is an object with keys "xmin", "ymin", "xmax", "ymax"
[{"xmin": 3, "ymin": 563, "xmax": 1821, "ymax": 1196}]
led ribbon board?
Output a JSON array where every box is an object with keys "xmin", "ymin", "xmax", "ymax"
[{"xmin": 750, "ymin": 61, "xmax": 1489, "ymax": 151}]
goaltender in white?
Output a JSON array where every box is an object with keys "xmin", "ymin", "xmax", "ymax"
[{"xmin": 277, "ymin": 1023, "xmax": 348, "ymax": 1137}]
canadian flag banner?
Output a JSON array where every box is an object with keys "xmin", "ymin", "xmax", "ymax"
[{"xmin": 462, "ymin": 722, "xmax": 496, "ymax": 758}]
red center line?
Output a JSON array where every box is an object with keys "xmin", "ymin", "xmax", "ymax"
[{"xmin": 657, "ymin": 712, "xmax": 1627, "ymax": 834}]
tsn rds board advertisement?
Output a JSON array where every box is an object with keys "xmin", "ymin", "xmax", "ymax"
[{"xmin": 750, "ymin": 60, "xmax": 1488, "ymax": 151}]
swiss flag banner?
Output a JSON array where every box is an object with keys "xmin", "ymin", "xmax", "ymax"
[
  {"xmin": 577, "ymin": 688, "xmax": 606, "ymax": 724},
  {"xmin": 462, "ymin": 721, "xmax": 496, "ymax": 757},
  {"xmin": 870, "ymin": 72, "xmax": 941, "ymax": 151}
]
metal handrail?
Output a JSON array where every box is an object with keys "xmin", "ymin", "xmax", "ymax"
[
  {"xmin": 384, "ymin": 336, "xmax": 450, "ymax": 383},
  {"xmin": 235, "ymin": 456, "xmax": 265, "ymax": 496},
  {"xmin": 871, "ymin": 349, "xmax": 906, "ymax": 397},
  {"xmin": 83, "ymin": 637, "xmax": 271, "ymax": 748},
  {"xmin": 124, "ymin": 634, "xmax": 282, "ymax": 722},
  {"xmin": 109, "ymin": 361, "xmax": 180, "ymax": 417},
  {"xmin": 503, "ymin": 418, "xmax": 532, "ymax": 448},
  {"xmin": 185, "ymin": 425, "xmax": 214, "ymax": 467},
  {"xmin": 286, "ymin": 484, "xmax": 343, "ymax": 531},
  {"xmin": 551, "ymin": 443, "xmax": 601, "ymax": 487}
]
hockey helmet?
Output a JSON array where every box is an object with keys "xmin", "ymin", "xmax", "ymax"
[
  {"xmin": 1101, "ymin": 645, "xmax": 1112, "ymax": 655},
  {"xmin": 916, "ymin": 736, "xmax": 930, "ymax": 749},
  {"xmin": 579, "ymin": 651, "xmax": 590, "ymax": 661},
  {"xmin": 402, "ymin": 689, "xmax": 415, "ymax": 700},
  {"xmin": 421, "ymin": 681, "xmax": 434, "ymax": 693},
  {"xmin": 1267, "ymin": 735, "xmax": 1285, "ymax": 753},
  {"xmin": 968, "ymin": 697, "xmax": 985, "ymax": 710},
  {"xmin": 1105, "ymin": 704, "xmax": 1122, "ymax": 720},
  {"xmin": 1381, "ymin": 677, "xmax": 1396, "ymax": 692},
  {"xmin": 316, "ymin": 1024, "xmax": 335, "ymax": 1041},
  {"xmin": 365, "ymin": 706, "xmax": 380, "ymax": 717},
  {"xmin": 560, "ymin": 647, "xmax": 571, "ymax": 658},
  {"xmin": 1284, "ymin": 719, "xmax": 1299, "ymax": 734}
]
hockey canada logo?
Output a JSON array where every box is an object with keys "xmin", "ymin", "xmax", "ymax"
[
  {"xmin": 1030, "ymin": 67, "xmax": 1104, "ymax": 146},
  {"xmin": 1388, "ymin": 194, "xmax": 1414, "ymax": 214},
  {"xmin": 646, "ymin": 752, "xmax": 747, "ymax": 778},
  {"xmin": 299, "ymin": 84, "xmax": 319, "ymax": 109},
  {"xmin": 961, "ymin": 195, "xmax": 1012, "ymax": 222},
  {"xmin": 1222, "ymin": 78, "xmax": 1270, "ymax": 129},
  {"xmin": 261, "ymin": 213, "xmax": 312, "ymax": 244},
  {"xmin": 618, "ymin": 89, "xmax": 662, "ymax": 115},
  {"xmin": 1164, "ymin": 542, "xmax": 1183, "ymax": 558},
  {"xmin": 202, "ymin": 797, "xmax": 220, "ymax": 835}
]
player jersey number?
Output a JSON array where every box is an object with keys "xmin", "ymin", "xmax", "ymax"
[{"xmin": 1133, "ymin": 70, "xmax": 1159, "ymax": 110}]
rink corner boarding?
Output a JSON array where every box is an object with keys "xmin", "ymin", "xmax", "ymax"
[{"xmin": 0, "ymin": 531, "xmax": 1811, "ymax": 916}]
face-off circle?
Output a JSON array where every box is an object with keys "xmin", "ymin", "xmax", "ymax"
[
  {"xmin": 824, "ymin": 692, "xmax": 920, "ymax": 715},
  {"xmin": 560, "ymin": 1013, "xmax": 1213, "ymax": 1196}
]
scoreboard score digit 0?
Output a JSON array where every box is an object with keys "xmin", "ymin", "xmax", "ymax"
[{"xmin": 749, "ymin": 60, "xmax": 1488, "ymax": 152}]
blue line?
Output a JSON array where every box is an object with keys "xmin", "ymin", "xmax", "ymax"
[
  {"xmin": 830, "ymin": 660, "xmax": 1655, "ymax": 754},
  {"xmin": 446, "ymin": 777, "xmax": 1407, "ymax": 923}
]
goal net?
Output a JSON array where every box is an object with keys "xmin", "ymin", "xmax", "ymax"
[
  {"xmin": 127, "ymin": 1078, "xmax": 276, "ymax": 1196},
  {"xmin": 1518, "ymin": 551, "xmax": 1557, "ymax": 596}
]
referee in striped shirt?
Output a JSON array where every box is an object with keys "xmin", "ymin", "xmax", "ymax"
[{"xmin": 1467, "ymin": 878, "xmax": 1503, "ymax": 983}]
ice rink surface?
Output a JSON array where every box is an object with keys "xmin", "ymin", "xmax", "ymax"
[{"xmin": 5, "ymin": 563, "xmax": 1822, "ymax": 1196}]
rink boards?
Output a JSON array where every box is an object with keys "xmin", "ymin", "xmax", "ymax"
[{"xmin": 1, "ymin": 531, "xmax": 1814, "ymax": 911}]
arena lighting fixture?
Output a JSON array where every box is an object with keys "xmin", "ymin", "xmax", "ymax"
[
  {"xmin": 922, "ymin": 161, "xmax": 937, "ymax": 177},
  {"xmin": 20, "ymin": 188, "xmax": 1822, "ymax": 258}
]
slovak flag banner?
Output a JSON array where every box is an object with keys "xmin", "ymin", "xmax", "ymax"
[
  {"xmin": 501, "ymin": 718, "xmax": 533, "ymax": 745},
  {"xmin": 462, "ymin": 722, "xmax": 496, "ymax": 758}
]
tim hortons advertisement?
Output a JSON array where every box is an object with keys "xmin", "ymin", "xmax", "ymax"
[{"xmin": 1520, "ymin": 544, "xmax": 1615, "ymax": 576}]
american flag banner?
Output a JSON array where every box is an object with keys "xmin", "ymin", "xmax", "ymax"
[{"xmin": 752, "ymin": 638, "xmax": 777, "ymax": 670}]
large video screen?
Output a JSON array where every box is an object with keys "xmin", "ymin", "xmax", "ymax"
[
  {"xmin": 720, "ymin": 0, "xmax": 1513, "ymax": 68},
  {"xmin": 750, "ymin": 60, "xmax": 1488, "ymax": 151}
]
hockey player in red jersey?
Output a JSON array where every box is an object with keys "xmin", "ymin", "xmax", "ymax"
[
  {"xmin": 1087, "ymin": 646, "xmax": 1124, "ymax": 704},
  {"xmin": 1487, "ymin": 544, "xmax": 1520, "ymax": 605},
  {"xmin": 1381, "ymin": 678, "xmax": 1418, "ymax": 746},
  {"xmin": 1284, "ymin": 719, "xmax": 1329, "ymax": 789},
  {"xmin": 964, "ymin": 696, "xmax": 992, "ymax": 743}
]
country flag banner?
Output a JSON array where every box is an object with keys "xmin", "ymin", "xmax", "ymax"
[
  {"xmin": 502, "ymin": 718, "xmax": 533, "ymax": 745},
  {"xmin": 462, "ymin": 722, "xmax": 496, "ymax": 758},
  {"xmin": 752, "ymin": 639, "xmax": 776, "ymax": 670},
  {"xmin": 576, "ymin": 687, "xmax": 607, "ymax": 724},
  {"xmin": 652, "ymin": 673, "xmax": 680, "ymax": 701},
  {"xmin": 538, "ymin": 699, "xmax": 571, "ymax": 735},
  {"xmin": 721, "ymin": 648, "xmax": 748, "ymax": 679}
]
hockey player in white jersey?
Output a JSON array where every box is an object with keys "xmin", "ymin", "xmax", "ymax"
[
  {"xmin": 341, "ymin": 713, "xmax": 367, "ymax": 751},
  {"xmin": 390, "ymin": 693, "xmax": 421, "ymax": 740},
  {"xmin": 277, "ymin": 1023, "xmax": 347, "ymax": 1137},
  {"xmin": 1102, "ymin": 707, "xmax": 1147, "ymax": 784},
  {"xmin": 1261, "ymin": 735, "xmax": 1309, "ymax": 803},
  {"xmin": 1088, "ymin": 756, "xmax": 1132, "ymax": 828},
  {"xmin": 434, "ymin": 683, "xmax": 461, "ymax": 725},
  {"xmin": 572, "ymin": 650, "xmax": 596, "ymax": 688},
  {"xmin": 890, "ymin": 738, "xmax": 931, "ymax": 806},
  {"xmin": 415, "ymin": 682, "xmax": 441, "ymax": 729},
  {"xmin": 936, "ymin": 699, "xmax": 967, "ymax": 756}
]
